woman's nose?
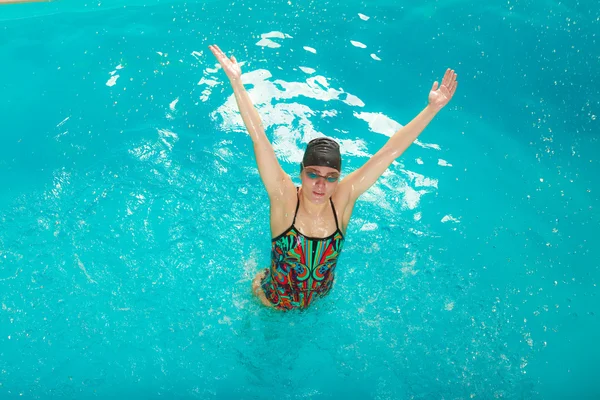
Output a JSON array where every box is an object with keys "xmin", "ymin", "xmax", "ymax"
[{"xmin": 315, "ymin": 176, "xmax": 327, "ymax": 184}]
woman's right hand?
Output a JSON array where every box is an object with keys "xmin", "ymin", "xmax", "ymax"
[{"xmin": 208, "ymin": 44, "xmax": 242, "ymax": 83}]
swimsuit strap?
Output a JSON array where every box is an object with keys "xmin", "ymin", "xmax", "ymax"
[
  {"xmin": 330, "ymin": 197, "xmax": 340, "ymax": 231},
  {"xmin": 293, "ymin": 188, "xmax": 340, "ymax": 232},
  {"xmin": 292, "ymin": 187, "xmax": 301, "ymax": 225}
]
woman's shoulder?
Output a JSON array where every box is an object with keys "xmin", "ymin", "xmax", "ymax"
[
  {"xmin": 332, "ymin": 186, "xmax": 353, "ymax": 212},
  {"xmin": 332, "ymin": 187, "xmax": 355, "ymax": 235},
  {"xmin": 268, "ymin": 183, "xmax": 298, "ymax": 236}
]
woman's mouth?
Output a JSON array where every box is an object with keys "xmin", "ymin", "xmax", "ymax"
[{"xmin": 313, "ymin": 191, "xmax": 325, "ymax": 198}]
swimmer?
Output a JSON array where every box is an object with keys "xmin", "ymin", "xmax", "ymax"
[{"xmin": 209, "ymin": 44, "xmax": 457, "ymax": 310}]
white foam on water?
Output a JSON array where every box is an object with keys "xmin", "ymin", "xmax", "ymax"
[
  {"xmin": 169, "ymin": 98, "xmax": 179, "ymax": 111},
  {"xmin": 106, "ymin": 75, "xmax": 119, "ymax": 87},
  {"xmin": 256, "ymin": 31, "xmax": 292, "ymax": 48},
  {"xmin": 441, "ymin": 215, "xmax": 460, "ymax": 223},
  {"xmin": 354, "ymin": 111, "xmax": 402, "ymax": 137},
  {"xmin": 360, "ymin": 222, "xmax": 378, "ymax": 231},
  {"xmin": 299, "ymin": 66, "xmax": 315, "ymax": 74},
  {"xmin": 350, "ymin": 40, "xmax": 367, "ymax": 48}
]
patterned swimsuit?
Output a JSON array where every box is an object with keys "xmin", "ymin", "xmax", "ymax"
[{"xmin": 261, "ymin": 189, "xmax": 345, "ymax": 310}]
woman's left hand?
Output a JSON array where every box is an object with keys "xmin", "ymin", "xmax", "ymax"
[{"xmin": 428, "ymin": 68, "xmax": 458, "ymax": 111}]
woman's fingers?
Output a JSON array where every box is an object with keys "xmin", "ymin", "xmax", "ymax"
[
  {"xmin": 210, "ymin": 45, "xmax": 239, "ymax": 70},
  {"xmin": 208, "ymin": 45, "xmax": 219, "ymax": 59},
  {"xmin": 215, "ymin": 44, "xmax": 228, "ymax": 60},
  {"xmin": 442, "ymin": 68, "xmax": 452, "ymax": 87},
  {"xmin": 209, "ymin": 44, "xmax": 225, "ymax": 60},
  {"xmin": 441, "ymin": 69, "xmax": 458, "ymax": 92},
  {"xmin": 214, "ymin": 45, "xmax": 225, "ymax": 60},
  {"xmin": 209, "ymin": 44, "xmax": 231, "ymax": 70},
  {"xmin": 451, "ymin": 80, "xmax": 458, "ymax": 96},
  {"xmin": 440, "ymin": 69, "xmax": 448, "ymax": 87}
]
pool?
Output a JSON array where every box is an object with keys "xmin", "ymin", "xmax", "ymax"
[{"xmin": 1, "ymin": 0, "xmax": 598, "ymax": 398}]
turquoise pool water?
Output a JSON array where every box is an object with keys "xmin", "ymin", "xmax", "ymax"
[{"xmin": 1, "ymin": 0, "xmax": 598, "ymax": 398}]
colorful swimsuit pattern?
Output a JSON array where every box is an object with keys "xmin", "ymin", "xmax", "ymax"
[{"xmin": 261, "ymin": 189, "xmax": 345, "ymax": 310}]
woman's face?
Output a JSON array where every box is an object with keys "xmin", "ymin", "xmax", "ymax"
[{"xmin": 300, "ymin": 165, "xmax": 340, "ymax": 204}]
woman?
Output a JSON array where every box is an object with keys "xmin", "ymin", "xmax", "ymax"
[{"xmin": 209, "ymin": 44, "xmax": 458, "ymax": 311}]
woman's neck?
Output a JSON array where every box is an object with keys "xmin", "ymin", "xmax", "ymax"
[{"xmin": 299, "ymin": 187, "xmax": 329, "ymax": 216}]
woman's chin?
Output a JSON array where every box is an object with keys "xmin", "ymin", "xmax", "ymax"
[{"xmin": 309, "ymin": 191, "xmax": 328, "ymax": 203}]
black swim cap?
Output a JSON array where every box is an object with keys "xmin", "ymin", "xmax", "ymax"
[{"xmin": 301, "ymin": 137, "xmax": 342, "ymax": 172}]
